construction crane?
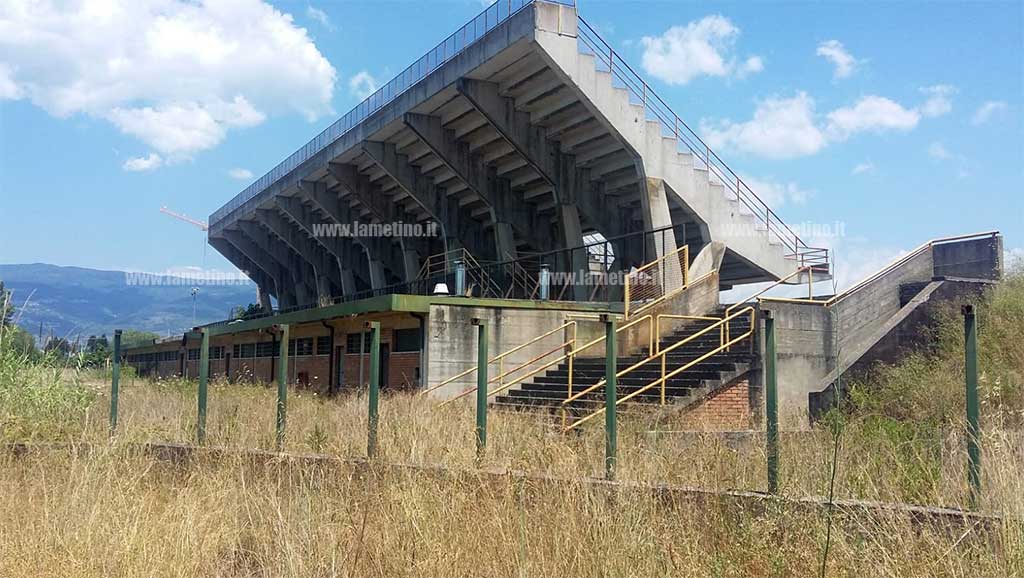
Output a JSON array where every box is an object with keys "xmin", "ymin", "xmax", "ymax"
[
  {"xmin": 160, "ymin": 206, "xmax": 208, "ymax": 328},
  {"xmin": 160, "ymin": 206, "xmax": 208, "ymax": 231},
  {"xmin": 159, "ymin": 205, "xmax": 263, "ymax": 317}
]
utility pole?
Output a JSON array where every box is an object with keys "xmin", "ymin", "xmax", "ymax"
[{"xmin": 191, "ymin": 287, "xmax": 200, "ymax": 327}]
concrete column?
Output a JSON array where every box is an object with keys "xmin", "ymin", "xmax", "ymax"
[
  {"xmin": 366, "ymin": 247, "xmax": 387, "ymax": 289},
  {"xmin": 556, "ymin": 155, "xmax": 588, "ymax": 301},
  {"xmin": 257, "ymin": 284, "xmax": 273, "ymax": 311},
  {"xmin": 402, "ymin": 245, "xmax": 421, "ymax": 282},
  {"xmin": 642, "ymin": 177, "xmax": 682, "ymax": 292}
]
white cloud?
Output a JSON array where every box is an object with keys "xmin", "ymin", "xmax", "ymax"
[
  {"xmin": 816, "ymin": 40, "xmax": 858, "ymax": 79},
  {"xmin": 741, "ymin": 175, "xmax": 812, "ymax": 208},
  {"xmin": 122, "ymin": 153, "xmax": 163, "ymax": 172},
  {"xmin": 106, "ymin": 97, "xmax": 264, "ymax": 158},
  {"xmin": 851, "ymin": 161, "xmax": 875, "ymax": 175},
  {"xmin": 228, "ymin": 168, "xmax": 254, "ymax": 180},
  {"xmin": 348, "ymin": 70, "xmax": 379, "ymax": 100},
  {"xmin": 700, "ymin": 92, "xmax": 827, "ymax": 159},
  {"xmin": 704, "ymin": 91, "xmax": 940, "ymax": 159},
  {"xmin": 737, "ymin": 56, "xmax": 764, "ymax": 78},
  {"xmin": 0, "ymin": 63, "xmax": 22, "ymax": 99},
  {"xmin": 826, "ymin": 96, "xmax": 921, "ymax": 140},
  {"xmin": 927, "ymin": 141, "xmax": 952, "ymax": 160},
  {"xmin": 926, "ymin": 141, "xmax": 972, "ymax": 178},
  {"xmin": 971, "ymin": 100, "xmax": 1008, "ymax": 125},
  {"xmin": 0, "ymin": 0, "xmax": 336, "ymax": 165},
  {"xmin": 306, "ymin": 5, "xmax": 332, "ymax": 30},
  {"xmin": 640, "ymin": 16, "xmax": 762, "ymax": 85},
  {"xmin": 919, "ymin": 85, "xmax": 955, "ymax": 118}
]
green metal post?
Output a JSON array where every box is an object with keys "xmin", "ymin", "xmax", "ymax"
[
  {"xmin": 764, "ymin": 310, "xmax": 779, "ymax": 494},
  {"xmin": 109, "ymin": 329, "xmax": 122, "ymax": 436},
  {"xmin": 197, "ymin": 328, "xmax": 210, "ymax": 444},
  {"xmin": 367, "ymin": 321, "xmax": 381, "ymax": 458},
  {"xmin": 604, "ymin": 316, "xmax": 617, "ymax": 480},
  {"xmin": 963, "ymin": 305, "xmax": 981, "ymax": 507},
  {"xmin": 276, "ymin": 324, "xmax": 289, "ymax": 451},
  {"xmin": 473, "ymin": 319, "xmax": 489, "ymax": 460}
]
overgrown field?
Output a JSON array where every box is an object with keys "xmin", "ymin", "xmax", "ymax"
[{"xmin": 0, "ymin": 270, "xmax": 1021, "ymax": 576}]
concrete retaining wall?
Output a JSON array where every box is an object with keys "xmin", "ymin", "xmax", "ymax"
[{"xmin": 425, "ymin": 302, "xmax": 607, "ymax": 399}]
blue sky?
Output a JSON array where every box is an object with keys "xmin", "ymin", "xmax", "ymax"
[{"xmin": 0, "ymin": 0, "xmax": 1021, "ymax": 286}]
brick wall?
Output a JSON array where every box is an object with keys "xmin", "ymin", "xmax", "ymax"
[
  {"xmin": 390, "ymin": 352, "xmax": 420, "ymax": 389},
  {"xmin": 679, "ymin": 375, "xmax": 753, "ymax": 431}
]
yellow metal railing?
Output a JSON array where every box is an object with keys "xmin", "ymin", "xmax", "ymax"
[
  {"xmin": 560, "ymin": 307, "xmax": 756, "ymax": 432},
  {"xmin": 438, "ymin": 314, "xmax": 656, "ymax": 407},
  {"xmin": 624, "ymin": 245, "xmax": 689, "ymax": 319},
  {"xmin": 421, "ymin": 320, "xmax": 579, "ymax": 398},
  {"xmin": 723, "ymin": 265, "xmax": 812, "ymax": 349}
]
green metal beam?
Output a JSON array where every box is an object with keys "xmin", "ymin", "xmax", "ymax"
[
  {"xmin": 604, "ymin": 316, "xmax": 617, "ymax": 481},
  {"xmin": 198, "ymin": 294, "xmax": 614, "ymax": 339},
  {"xmin": 109, "ymin": 329, "xmax": 122, "ymax": 436},
  {"xmin": 276, "ymin": 324, "xmax": 290, "ymax": 451},
  {"xmin": 367, "ymin": 321, "xmax": 381, "ymax": 458},
  {"xmin": 764, "ymin": 310, "xmax": 779, "ymax": 494},
  {"xmin": 473, "ymin": 319, "xmax": 489, "ymax": 460},
  {"xmin": 963, "ymin": 305, "xmax": 981, "ymax": 507},
  {"xmin": 197, "ymin": 328, "xmax": 210, "ymax": 444}
]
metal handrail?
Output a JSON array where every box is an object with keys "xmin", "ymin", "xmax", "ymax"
[
  {"xmin": 210, "ymin": 0, "xmax": 576, "ymax": 226},
  {"xmin": 654, "ymin": 314, "xmax": 724, "ymax": 352},
  {"xmin": 439, "ymin": 313, "xmax": 655, "ymax": 406},
  {"xmin": 624, "ymin": 245, "xmax": 689, "ymax": 318},
  {"xmin": 723, "ymin": 265, "xmax": 811, "ymax": 347},
  {"xmin": 760, "ymin": 231, "xmax": 1000, "ymax": 308},
  {"xmin": 575, "ymin": 16, "xmax": 829, "ymax": 270},
  {"xmin": 561, "ymin": 307, "xmax": 756, "ymax": 431},
  {"xmin": 422, "ymin": 319, "xmax": 577, "ymax": 397}
]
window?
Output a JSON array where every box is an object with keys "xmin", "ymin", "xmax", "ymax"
[
  {"xmin": 255, "ymin": 341, "xmax": 275, "ymax": 358},
  {"xmin": 290, "ymin": 337, "xmax": 314, "ymax": 357},
  {"xmin": 233, "ymin": 344, "xmax": 241, "ymax": 358},
  {"xmin": 346, "ymin": 333, "xmax": 370, "ymax": 354},
  {"xmin": 240, "ymin": 343, "xmax": 256, "ymax": 358},
  {"xmin": 393, "ymin": 328, "xmax": 421, "ymax": 353},
  {"xmin": 187, "ymin": 348, "xmax": 199, "ymax": 361},
  {"xmin": 316, "ymin": 336, "xmax": 332, "ymax": 356},
  {"xmin": 211, "ymin": 346, "xmax": 225, "ymax": 360}
]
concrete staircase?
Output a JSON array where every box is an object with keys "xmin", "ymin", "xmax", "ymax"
[{"xmin": 493, "ymin": 307, "xmax": 753, "ymax": 413}]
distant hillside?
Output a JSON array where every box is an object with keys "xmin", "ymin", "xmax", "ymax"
[{"xmin": 0, "ymin": 263, "xmax": 256, "ymax": 340}]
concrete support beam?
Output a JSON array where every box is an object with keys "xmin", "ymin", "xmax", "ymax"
[
  {"xmin": 456, "ymin": 78, "xmax": 597, "ymax": 289},
  {"xmin": 237, "ymin": 219, "xmax": 316, "ymax": 306},
  {"xmin": 256, "ymin": 208, "xmax": 341, "ymax": 305},
  {"xmin": 361, "ymin": 140, "xmax": 489, "ymax": 260},
  {"xmin": 327, "ymin": 163, "xmax": 425, "ymax": 282},
  {"xmin": 642, "ymin": 177, "xmax": 682, "ymax": 291},
  {"xmin": 210, "ymin": 235, "xmax": 279, "ymax": 310},
  {"xmin": 275, "ymin": 194, "xmax": 364, "ymax": 295},
  {"xmin": 222, "ymin": 227, "xmax": 297, "ymax": 309},
  {"xmin": 404, "ymin": 112, "xmax": 545, "ymax": 258}
]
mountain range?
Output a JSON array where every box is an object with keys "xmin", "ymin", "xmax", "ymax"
[{"xmin": 0, "ymin": 263, "xmax": 256, "ymax": 341}]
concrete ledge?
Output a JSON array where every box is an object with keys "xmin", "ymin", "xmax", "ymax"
[{"xmin": 3, "ymin": 441, "xmax": 1007, "ymax": 534}]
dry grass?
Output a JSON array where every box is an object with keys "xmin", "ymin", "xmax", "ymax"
[
  {"xmin": 0, "ymin": 442, "xmax": 1019, "ymax": 578},
  {"xmin": 1, "ymin": 270, "xmax": 1021, "ymax": 575},
  {"xmin": 0, "ymin": 374, "xmax": 1018, "ymax": 576},
  {"xmin": 63, "ymin": 377, "xmax": 1017, "ymax": 514}
]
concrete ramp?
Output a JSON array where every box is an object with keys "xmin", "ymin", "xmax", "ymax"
[{"xmin": 760, "ymin": 232, "xmax": 1002, "ymax": 426}]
